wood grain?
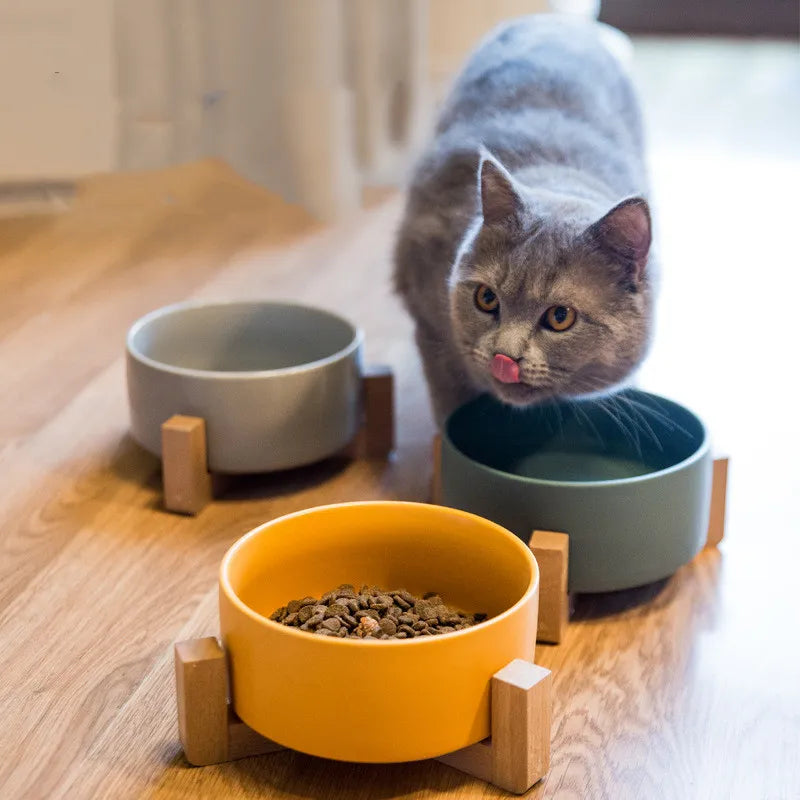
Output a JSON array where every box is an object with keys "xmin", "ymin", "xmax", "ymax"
[
  {"xmin": 161, "ymin": 416, "xmax": 213, "ymax": 515},
  {"xmin": 174, "ymin": 637, "xmax": 284, "ymax": 765},
  {"xmin": 2, "ymin": 39, "xmax": 800, "ymax": 800},
  {"xmin": 174, "ymin": 638, "xmax": 228, "ymax": 765},
  {"xmin": 431, "ymin": 432, "xmax": 443, "ymax": 504},
  {"xmin": 529, "ymin": 531, "xmax": 570, "ymax": 645},
  {"xmin": 705, "ymin": 456, "xmax": 729, "ymax": 548},
  {"xmin": 362, "ymin": 365, "xmax": 395, "ymax": 458},
  {"xmin": 491, "ymin": 660, "xmax": 552, "ymax": 794},
  {"xmin": 436, "ymin": 738, "xmax": 494, "ymax": 787},
  {"xmin": 435, "ymin": 661, "xmax": 551, "ymax": 794}
]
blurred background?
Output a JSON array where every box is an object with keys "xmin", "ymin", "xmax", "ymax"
[
  {"xmin": 3, "ymin": 0, "xmax": 794, "ymax": 221},
  {"xmin": 0, "ymin": 0, "xmax": 559, "ymax": 219},
  {"xmin": 1, "ymin": 6, "xmax": 797, "ymax": 795}
]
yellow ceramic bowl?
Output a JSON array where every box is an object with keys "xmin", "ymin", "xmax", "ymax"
[{"xmin": 219, "ymin": 501, "xmax": 539, "ymax": 763}]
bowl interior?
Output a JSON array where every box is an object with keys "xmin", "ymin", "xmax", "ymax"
[
  {"xmin": 129, "ymin": 302, "xmax": 357, "ymax": 373},
  {"xmin": 223, "ymin": 502, "xmax": 535, "ymax": 628},
  {"xmin": 447, "ymin": 389, "xmax": 705, "ymax": 484}
]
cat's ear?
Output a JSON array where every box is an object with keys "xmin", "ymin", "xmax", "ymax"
[
  {"xmin": 586, "ymin": 197, "xmax": 651, "ymax": 285},
  {"xmin": 479, "ymin": 153, "xmax": 524, "ymax": 228}
]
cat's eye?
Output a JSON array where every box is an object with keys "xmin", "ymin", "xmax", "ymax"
[
  {"xmin": 543, "ymin": 305, "xmax": 577, "ymax": 332},
  {"xmin": 475, "ymin": 284, "xmax": 499, "ymax": 313}
]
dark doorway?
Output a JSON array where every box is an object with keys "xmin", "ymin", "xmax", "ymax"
[{"xmin": 599, "ymin": 0, "xmax": 799, "ymax": 37}]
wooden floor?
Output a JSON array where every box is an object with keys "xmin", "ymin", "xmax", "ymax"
[{"xmin": 1, "ymin": 38, "xmax": 798, "ymax": 800}]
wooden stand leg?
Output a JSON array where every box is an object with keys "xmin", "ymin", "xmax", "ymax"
[
  {"xmin": 174, "ymin": 638, "xmax": 228, "ymax": 765},
  {"xmin": 174, "ymin": 637, "xmax": 284, "ymax": 766},
  {"xmin": 362, "ymin": 365, "xmax": 394, "ymax": 458},
  {"xmin": 529, "ymin": 531, "xmax": 570, "ymax": 645},
  {"xmin": 161, "ymin": 415, "xmax": 213, "ymax": 515},
  {"xmin": 437, "ymin": 659, "xmax": 552, "ymax": 794},
  {"xmin": 431, "ymin": 433, "xmax": 442, "ymax": 504},
  {"xmin": 706, "ymin": 456, "xmax": 729, "ymax": 548},
  {"xmin": 176, "ymin": 640, "xmax": 550, "ymax": 790}
]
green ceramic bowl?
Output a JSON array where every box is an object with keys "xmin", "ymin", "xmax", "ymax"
[{"xmin": 441, "ymin": 390, "xmax": 712, "ymax": 593}]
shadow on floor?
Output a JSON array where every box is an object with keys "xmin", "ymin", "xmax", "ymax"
[
  {"xmin": 110, "ymin": 431, "xmax": 357, "ymax": 510},
  {"xmin": 571, "ymin": 577, "xmax": 671, "ymax": 620}
]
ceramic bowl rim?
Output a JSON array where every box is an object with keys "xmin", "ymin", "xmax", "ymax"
[
  {"xmin": 126, "ymin": 299, "xmax": 364, "ymax": 380},
  {"xmin": 219, "ymin": 500, "xmax": 539, "ymax": 648},
  {"xmin": 443, "ymin": 390, "xmax": 710, "ymax": 490}
]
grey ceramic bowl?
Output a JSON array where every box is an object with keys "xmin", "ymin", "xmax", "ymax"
[
  {"xmin": 441, "ymin": 390, "xmax": 712, "ymax": 593},
  {"xmin": 126, "ymin": 300, "xmax": 363, "ymax": 474}
]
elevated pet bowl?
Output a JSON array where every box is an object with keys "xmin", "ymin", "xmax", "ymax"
[
  {"xmin": 126, "ymin": 300, "xmax": 393, "ymax": 513},
  {"xmin": 434, "ymin": 390, "xmax": 728, "ymax": 642},
  {"xmin": 175, "ymin": 502, "xmax": 552, "ymax": 793},
  {"xmin": 441, "ymin": 390, "xmax": 711, "ymax": 593}
]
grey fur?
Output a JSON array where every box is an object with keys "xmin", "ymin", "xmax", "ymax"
[{"xmin": 393, "ymin": 15, "xmax": 656, "ymax": 425}]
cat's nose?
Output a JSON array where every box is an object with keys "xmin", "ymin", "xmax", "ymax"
[{"xmin": 491, "ymin": 353, "xmax": 520, "ymax": 383}]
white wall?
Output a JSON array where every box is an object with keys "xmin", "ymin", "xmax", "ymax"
[
  {"xmin": 0, "ymin": 0, "xmax": 561, "ymax": 215},
  {"xmin": 0, "ymin": 0, "xmax": 116, "ymax": 180}
]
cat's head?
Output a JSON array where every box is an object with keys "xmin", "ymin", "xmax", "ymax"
[{"xmin": 449, "ymin": 152, "xmax": 654, "ymax": 407}]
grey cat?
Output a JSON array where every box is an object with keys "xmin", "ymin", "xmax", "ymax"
[{"xmin": 393, "ymin": 14, "xmax": 655, "ymax": 426}]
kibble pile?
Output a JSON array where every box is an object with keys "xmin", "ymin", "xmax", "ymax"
[{"xmin": 269, "ymin": 584, "xmax": 487, "ymax": 639}]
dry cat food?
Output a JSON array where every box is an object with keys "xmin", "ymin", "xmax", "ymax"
[{"xmin": 269, "ymin": 584, "xmax": 487, "ymax": 639}]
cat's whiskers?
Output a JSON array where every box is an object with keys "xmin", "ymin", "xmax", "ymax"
[
  {"xmin": 571, "ymin": 377, "xmax": 643, "ymax": 453},
  {"xmin": 567, "ymin": 398, "xmax": 605, "ymax": 447},
  {"xmin": 603, "ymin": 395, "xmax": 645, "ymax": 458},
  {"xmin": 583, "ymin": 380, "xmax": 691, "ymax": 440},
  {"xmin": 570, "ymin": 376, "xmax": 696, "ymax": 450},
  {"xmin": 551, "ymin": 398, "xmax": 565, "ymax": 438},
  {"xmin": 595, "ymin": 396, "xmax": 643, "ymax": 455},
  {"xmin": 619, "ymin": 395, "xmax": 693, "ymax": 439},
  {"xmin": 609, "ymin": 394, "xmax": 665, "ymax": 451}
]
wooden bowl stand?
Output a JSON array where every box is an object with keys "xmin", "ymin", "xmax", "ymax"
[
  {"xmin": 159, "ymin": 366, "xmax": 395, "ymax": 515},
  {"xmin": 175, "ymin": 637, "xmax": 552, "ymax": 795},
  {"xmin": 432, "ymin": 435, "xmax": 730, "ymax": 645},
  {"xmin": 169, "ymin": 468, "xmax": 727, "ymax": 795},
  {"xmin": 169, "ymin": 419, "xmax": 727, "ymax": 791}
]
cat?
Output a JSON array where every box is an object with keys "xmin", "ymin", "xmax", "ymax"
[{"xmin": 393, "ymin": 14, "xmax": 655, "ymax": 426}]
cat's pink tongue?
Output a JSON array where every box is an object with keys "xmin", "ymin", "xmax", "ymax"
[{"xmin": 491, "ymin": 354, "xmax": 520, "ymax": 384}]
